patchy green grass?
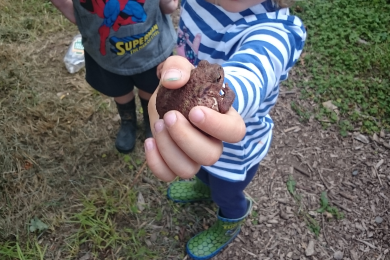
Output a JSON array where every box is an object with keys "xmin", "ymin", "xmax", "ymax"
[
  {"xmin": 292, "ymin": 0, "xmax": 390, "ymax": 134},
  {"xmin": 0, "ymin": 1, "xmax": 178, "ymax": 259},
  {"xmin": 0, "ymin": 3, "xmax": 216, "ymax": 259},
  {"xmin": 64, "ymin": 186, "xmax": 159, "ymax": 259},
  {"xmin": 0, "ymin": 0, "xmax": 72, "ymax": 43},
  {"xmin": 0, "ymin": 240, "xmax": 47, "ymax": 260}
]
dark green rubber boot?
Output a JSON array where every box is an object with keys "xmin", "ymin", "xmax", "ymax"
[
  {"xmin": 186, "ymin": 199, "xmax": 253, "ymax": 260},
  {"xmin": 115, "ymin": 99, "xmax": 137, "ymax": 154},
  {"xmin": 167, "ymin": 177, "xmax": 212, "ymax": 203},
  {"xmin": 140, "ymin": 97, "xmax": 152, "ymax": 139}
]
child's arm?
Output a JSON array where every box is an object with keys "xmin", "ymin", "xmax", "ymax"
[
  {"xmin": 223, "ymin": 18, "xmax": 307, "ymax": 121},
  {"xmin": 145, "ymin": 17, "xmax": 306, "ymax": 182},
  {"xmin": 145, "ymin": 56, "xmax": 246, "ymax": 182},
  {"xmin": 50, "ymin": 0, "xmax": 76, "ymax": 24},
  {"xmin": 159, "ymin": 0, "xmax": 179, "ymax": 14}
]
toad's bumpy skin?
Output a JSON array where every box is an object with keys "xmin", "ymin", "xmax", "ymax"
[{"xmin": 156, "ymin": 60, "xmax": 235, "ymax": 120}]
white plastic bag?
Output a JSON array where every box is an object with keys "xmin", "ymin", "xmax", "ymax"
[{"xmin": 63, "ymin": 34, "xmax": 85, "ymax": 73}]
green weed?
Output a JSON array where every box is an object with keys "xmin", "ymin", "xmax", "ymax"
[
  {"xmin": 286, "ymin": 175, "xmax": 320, "ymax": 236},
  {"xmin": 286, "ymin": 176, "xmax": 345, "ymax": 237},
  {"xmin": 251, "ymin": 211, "xmax": 259, "ymax": 225},
  {"xmin": 290, "ymin": 101, "xmax": 311, "ymax": 122},
  {"xmin": 317, "ymin": 192, "xmax": 345, "ymax": 220},
  {"xmin": 121, "ymin": 154, "xmax": 145, "ymax": 171},
  {"xmin": 29, "ymin": 217, "xmax": 49, "ymax": 233},
  {"xmin": 286, "ymin": 175, "xmax": 297, "ymax": 196},
  {"xmin": 292, "ymin": 0, "xmax": 390, "ymax": 133}
]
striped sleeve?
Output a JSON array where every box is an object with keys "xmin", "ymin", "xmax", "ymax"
[{"xmin": 222, "ymin": 15, "xmax": 306, "ymax": 119}]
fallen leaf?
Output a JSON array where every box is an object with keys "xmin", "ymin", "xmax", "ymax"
[
  {"xmin": 24, "ymin": 161, "xmax": 33, "ymax": 170},
  {"xmin": 79, "ymin": 252, "xmax": 91, "ymax": 260},
  {"xmin": 324, "ymin": 211, "xmax": 333, "ymax": 220},
  {"xmin": 137, "ymin": 192, "xmax": 146, "ymax": 212},
  {"xmin": 322, "ymin": 100, "xmax": 337, "ymax": 110},
  {"xmin": 29, "ymin": 217, "xmax": 48, "ymax": 233},
  {"xmin": 112, "ymin": 114, "xmax": 121, "ymax": 122},
  {"xmin": 353, "ymin": 133, "xmax": 369, "ymax": 144},
  {"xmin": 57, "ymin": 92, "xmax": 69, "ymax": 100},
  {"xmin": 300, "ymin": 52, "xmax": 306, "ymax": 66}
]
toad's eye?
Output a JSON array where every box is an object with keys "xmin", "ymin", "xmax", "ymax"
[{"xmin": 215, "ymin": 74, "xmax": 221, "ymax": 83}]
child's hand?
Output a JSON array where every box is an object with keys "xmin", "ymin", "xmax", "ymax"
[
  {"xmin": 159, "ymin": 0, "xmax": 179, "ymax": 14},
  {"xmin": 145, "ymin": 56, "xmax": 246, "ymax": 182},
  {"xmin": 50, "ymin": 0, "xmax": 76, "ymax": 24}
]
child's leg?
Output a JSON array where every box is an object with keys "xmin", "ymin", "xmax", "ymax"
[
  {"xmin": 114, "ymin": 92, "xmax": 135, "ymax": 104},
  {"xmin": 195, "ymin": 167, "xmax": 210, "ymax": 186},
  {"xmin": 138, "ymin": 94, "xmax": 153, "ymax": 139},
  {"xmin": 132, "ymin": 66, "xmax": 161, "ymax": 139},
  {"xmin": 84, "ymin": 51, "xmax": 137, "ymax": 154},
  {"xmin": 114, "ymin": 97, "xmax": 137, "ymax": 154},
  {"xmin": 185, "ymin": 165, "xmax": 258, "ymax": 259},
  {"xmin": 209, "ymin": 164, "xmax": 259, "ymax": 219}
]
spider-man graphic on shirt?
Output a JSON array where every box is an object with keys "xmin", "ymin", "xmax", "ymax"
[{"xmin": 80, "ymin": 0, "xmax": 147, "ymax": 55}]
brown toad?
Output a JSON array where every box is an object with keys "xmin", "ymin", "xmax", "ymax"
[{"xmin": 156, "ymin": 60, "xmax": 235, "ymax": 120}]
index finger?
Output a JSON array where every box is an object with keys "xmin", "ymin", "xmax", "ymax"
[{"xmin": 188, "ymin": 106, "xmax": 246, "ymax": 143}]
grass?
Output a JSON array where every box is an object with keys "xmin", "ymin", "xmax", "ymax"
[
  {"xmin": 291, "ymin": 0, "xmax": 390, "ymax": 134},
  {"xmin": 0, "ymin": 240, "xmax": 47, "ymax": 260},
  {"xmin": 0, "ymin": 0, "xmax": 71, "ymax": 43},
  {"xmin": 0, "ymin": 8, "xmax": 209, "ymax": 254},
  {"xmin": 0, "ymin": 1, "xmax": 188, "ymax": 259},
  {"xmin": 63, "ymin": 186, "xmax": 159, "ymax": 259}
]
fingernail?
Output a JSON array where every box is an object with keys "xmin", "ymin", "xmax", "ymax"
[
  {"xmin": 164, "ymin": 111, "xmax": 177, "ymax": 127},
  {"xmin": 144, "ymin": 139, "xmax": 154, "ymax": 151},
  {"xmin": 154, "ymin": 120, "xmax": 164, "ymax": 133},
  {"xmin": 163, "ymin": 69, "xmax": 182, "ymax": 81},
  {"xmin": 189, "ymin": 108, "xmax": 205, "ymax": 123}
]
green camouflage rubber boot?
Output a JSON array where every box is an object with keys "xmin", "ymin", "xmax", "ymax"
[
  {"xmin": 186, "ymin": 199, "xmax": 253, "ymax": 260},
  {"xmin": 167, "ymin": 177, "xmax": 212, "ymax": 203}
]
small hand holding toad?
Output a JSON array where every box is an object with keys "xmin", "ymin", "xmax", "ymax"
[
  {"xmin": 144, "ymin": 56, "xmax": 246, "ymax": 182},
  {"xmin": 156, "ymin": 60, "xmax": 235, "ymax": 121}
]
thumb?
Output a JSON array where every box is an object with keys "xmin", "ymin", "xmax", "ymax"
[{"xmin": 159, "ymin": 56, "xmax": 194, "ymax": 90}]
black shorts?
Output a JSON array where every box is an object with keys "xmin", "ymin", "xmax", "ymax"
[{"xmin": 84, "ymin": 51, "xmax": 160, "ymax": 97}]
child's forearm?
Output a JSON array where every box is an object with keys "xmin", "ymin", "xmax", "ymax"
[
  {"xmin": 50, "ymin": 0, "xmax": 76, "ymax": 24},
  {"xmin": 160, "ymin": 0, "xmax": 178, "ymax": 14}
]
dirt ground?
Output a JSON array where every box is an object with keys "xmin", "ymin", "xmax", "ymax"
[
  {"xmin": 1, "ymin": 9, "xmax": 390, "ymax": 260},
  {"xmin": 211, "ymin": 83, "xmax": 390, "ymax": 260}
]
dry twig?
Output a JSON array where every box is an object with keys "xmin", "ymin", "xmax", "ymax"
[
  {"xmin": 331, "ymin": 201, "xmax": 351, "ymax": 213},
  {"xmin": 293, "ymin": 165, "xmax": 311, "ymax": 177},
  {"xmin": 372, "ymin": 166, "xmax": 383, "ymax": 186},
  {"xmin": 241, "ymin": 247, "xmax": 257, "ymax": 257},
  {"xmin": 354, "ymin": 238, "xmax": 377, "ymax": 249},
  {"xmin": 129, "ymin": 160, "xmax": 148, "ymax": 189},
  {"xmin": 317, "ymin": 168, "xmax": 331, "ymax": 190}
]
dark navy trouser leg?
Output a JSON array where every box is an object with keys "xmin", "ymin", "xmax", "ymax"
[{"xmin": 195, "ymin": 164, "xmax": 259, "ymax": 219}]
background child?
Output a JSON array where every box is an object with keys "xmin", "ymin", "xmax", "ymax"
[
  {"xmin": 145, "ymin": 0, "xmax": 306, "ymax": 259},
  {"xmin": 51, "ymin": 0, "xmax": 178, "ymax": 153}
]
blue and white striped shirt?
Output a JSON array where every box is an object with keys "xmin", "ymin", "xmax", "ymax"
[{"xmin": 176, "ymin": 0, "xmax": 306, "ymax": 181}]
